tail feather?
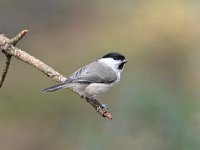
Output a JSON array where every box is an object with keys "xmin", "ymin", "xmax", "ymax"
[{"xmin": 41, "ymin": 83, "xmax": 66, "ymax": 92}]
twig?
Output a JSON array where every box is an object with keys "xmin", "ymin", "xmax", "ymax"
[
  {"xmin": 10, "ymin": 30, "xmax": 28, "ymax": 46},
  {"xmin": 0, "ymin": 30, "xmax": 112, "ymax": 120},
  {"xmin": 0, "ymin": 54, "xmax": 11, "ymax": 88}
]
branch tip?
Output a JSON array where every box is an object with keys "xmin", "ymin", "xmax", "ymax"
[
  {"xmin": 19, "ymin": 30, "xmax": 28, "ymax": 38},
  {"xmin": 10, "ymin": 29, "xmax": 28, "ymax": 46},
  {"xmin": 103, "ymin": 112, "xmax": 112, "ymax": 120}
]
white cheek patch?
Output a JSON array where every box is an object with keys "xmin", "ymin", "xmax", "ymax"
[{"xmin": 98, "ymin": 58, "xmax": 121, "ymax": 70}]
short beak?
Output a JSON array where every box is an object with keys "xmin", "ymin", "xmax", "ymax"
[{"xmin": 123, "ymin": 59, "xmax": 128, "ymax": 64}]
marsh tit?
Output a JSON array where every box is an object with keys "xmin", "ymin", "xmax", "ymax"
[{"xmin": 42, "ymin": 52, "xmax": 127, "ymax": 111}]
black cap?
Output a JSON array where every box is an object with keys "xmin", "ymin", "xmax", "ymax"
[{"xmin": 102, "ymin": 52, "xmax": 126, "ymax": 61}]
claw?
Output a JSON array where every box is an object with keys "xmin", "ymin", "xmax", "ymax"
[
  {"xmin": 101, "ymin": 104, "xmax": 108, "ymax": 109},
  {"xmin": 96, "ymin": 103, "xmax": 108, "ymax": 112}
]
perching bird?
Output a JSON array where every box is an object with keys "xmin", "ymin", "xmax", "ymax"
[{"xmin": 42, "ymin": 52, "xmax": 127, "ymax": 111}]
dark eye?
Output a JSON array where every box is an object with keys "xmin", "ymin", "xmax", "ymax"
[
  {"xmin": 113, "ymin": 57, "xmax": 117, "ymax": 60},
  {"xmin": 113, "ymin": 56, "xmax": 124, "ymax": 60}
]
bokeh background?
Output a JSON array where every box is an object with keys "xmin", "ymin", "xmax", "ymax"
[{"xmin": 1, "ymin": 0, "xmax": 200, "ymax": 150}]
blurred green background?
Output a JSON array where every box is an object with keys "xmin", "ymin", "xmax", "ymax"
[{"xmin": 1, "ymin": 0, "xmax": 200, "ymax": 150}]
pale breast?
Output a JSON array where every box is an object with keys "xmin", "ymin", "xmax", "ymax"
[{"xmin": 84, "ymin": 80, "xmax": 119, "ymax": 99}]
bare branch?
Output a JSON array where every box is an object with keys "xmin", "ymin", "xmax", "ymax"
[
  {"xmin": 0, "ymin": 30, "xmax": 112, "ymax": 120},
  {"xmin": 0, "ymin": 30, "xmax": 28, "ymax": 87}
]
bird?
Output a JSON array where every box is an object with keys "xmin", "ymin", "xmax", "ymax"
[{"xmin": 42, "ymin": 52, "xmax": 127, "ymax": 111}]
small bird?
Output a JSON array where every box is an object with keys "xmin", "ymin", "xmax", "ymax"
[{"xmin": 42, "ymin": 52, "xmax": 127, "ymax": 111}]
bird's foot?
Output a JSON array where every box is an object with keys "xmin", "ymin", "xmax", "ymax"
[
  {"xmin": 96, "ymin": 104, "xmax": 112, "ymax": 120},
  {"xmin": 96, "ymin": 103, "xmax": 108, "ymax": 112}
]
